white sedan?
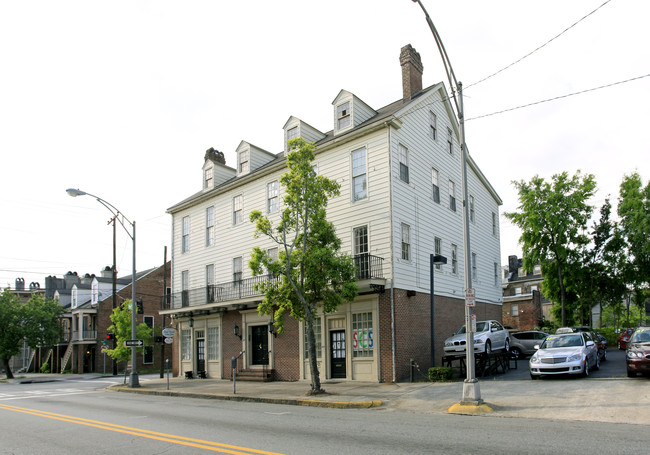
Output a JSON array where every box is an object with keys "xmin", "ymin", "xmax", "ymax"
[
  {"xmin": 443, "ymin": 320, "xmax": 510, "ymax": 356},
  {"xmin": 529, "ymin": 332, "xmax": 599, "ymax": 379}
]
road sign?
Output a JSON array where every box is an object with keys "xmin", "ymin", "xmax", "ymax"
[
  {"xmin": 164, "ymin": 337, "xmax": 173, "ymax": 344},
  {"xmin": 124, "ymin": 339, "xmax": 144, "ymax": 347},
  {"xmin": 101, "ymin": 344, "xmax": 109, "ymax": 352},
  {"xmin": 465, "ymin": 288, "xmax": 476, "ymax": 307},
  {"xmin": 162, "ymin": 327, "xmax": 176, "ymax": 338}
]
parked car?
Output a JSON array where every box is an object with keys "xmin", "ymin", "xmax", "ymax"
[
  {"xmin": 556, "ymin": 326, "xmax": 607, "ymax": 361},
  {"xmin": 618, "ymin": 328, "xmax": 635, "ymax": 350},
  {"xmin": 509, "ymin": 331, "xmax": 549, "ymax": 359},
  {"xmin": 443, "ymin": 320, "xmax": 510, "ymax": 356},
  {"xmin": 626, "ymin": 327, "xmax": 650, "ymax": 378},
  {"xmin": 529, "ymin": 332, "xmax": 599, "ymax": 379}
]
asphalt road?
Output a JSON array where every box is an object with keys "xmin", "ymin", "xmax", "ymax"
[{"xmin": 1, "ymin": 362, "xmax": 648, "ymax": 455}]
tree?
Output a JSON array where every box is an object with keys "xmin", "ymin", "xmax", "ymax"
[
  {"xmin": 104, "ymin": 300, "xmax": 152, "ymax": 369},
  {"xmin": 505, "ymin": 171, "xmax": 596, "ymax": 326},
  {"xmin": 617, "ymin": 172, "xmax": 650, "ymax": 315},
  {"xmin": 0, "ymin": 292, "xmax": 63, "ymax": 379},
  {"xmin": 249, "ymin": 138, "xmax": 358, "ymax": 395}
]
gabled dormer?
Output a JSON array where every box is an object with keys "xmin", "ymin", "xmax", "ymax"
[
  {"xmin": 235, "ymin": 141, "xmax": 276, "ymax": 177},
  {"xmin": 332, "ymin": 90, "xmax": 377, "ymax": 136},
  {"xmin": 71, "ymin": 285, "xmax": 78, "ymax": 309},
  {"xmin": 282, "ymin": 116, "xmax": 326, "ymax": 154},
  {"xmin": 203, "ymin": 147, "xmax": 235, "ymax": 191}
]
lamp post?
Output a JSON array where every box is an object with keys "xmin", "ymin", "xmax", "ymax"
[
  {"xmin": 411, "ymin": 0, "xmax": 481, "ymax": 404},
  {"xmin": 66, "ymin": 188, "xmax": 140, "ymax": 388},
  {"xmin": 430, "ymin": 254, "xmax": 447, "ymax": 367}
]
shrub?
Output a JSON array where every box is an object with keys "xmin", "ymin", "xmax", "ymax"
[
  {"xmin": 428, "ymin": 366, "xmax": 454, "ymax": 382},
  {"xmin": 40, "ymin": 362, "xmax": 50, "ymax": 374}
]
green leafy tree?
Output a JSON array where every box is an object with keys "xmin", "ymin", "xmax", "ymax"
[
  {"xmin": 0, "ymin": 292, "xmax": 63, "ymax": 379},
  {"xmin": 249, "ymin": 138, "xmax": 358, "ymax": 395},
  {"xmin": 0, "ymin": 292, "xmax": 25, "ymax": 379},
  {"xmin": 505, "ymin": 171, "xmax": 596, "ymax": 326},
  {"xmin": 617, "ymin": 172, "xmax": 650, "ymax": 316},
  {"xmin": 104, "ymin": 300, "xmax": 152, "ymax": 367}
]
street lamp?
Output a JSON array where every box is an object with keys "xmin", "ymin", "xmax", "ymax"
[
  {"xmin": 66, "ymin": 188, "xmax": 140, "ymax": 388},
  {"xmin": 411, "ymin": 0, "xmax": 481, "ymax": 404},
  {"xmin": 430, "ymin": 254, "xmax": 447, "ymax": 367}
]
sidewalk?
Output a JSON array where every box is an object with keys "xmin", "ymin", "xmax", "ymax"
[{"xmin": 5, "ymin": 372, "xmax": 649, "ymax": 425}]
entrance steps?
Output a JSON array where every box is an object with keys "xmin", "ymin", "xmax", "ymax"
[{"xmin": 236, "ymin": 368, "xmax": 275, "ymax": 382}]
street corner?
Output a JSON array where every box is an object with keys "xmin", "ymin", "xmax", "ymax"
[{"xmin": 447, "ymin": 401, "xmax": 493, "ymax": 415}]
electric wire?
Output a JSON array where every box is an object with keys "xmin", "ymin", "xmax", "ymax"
[
  {"xmin": 466, "ymin": 73, "xmax": 650, "ymax": 121},
  {"xmin": 465, "ymin": 0, "xmax": 614, "ymax": 90}
]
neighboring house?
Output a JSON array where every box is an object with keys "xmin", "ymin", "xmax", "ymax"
[
  {"xmin": 502, "ymin": 255, "xmax": 550, "ymax": 330},
  {"xmin": 162, "ymin": 44, "xmax": 503, "ymax": 383}
]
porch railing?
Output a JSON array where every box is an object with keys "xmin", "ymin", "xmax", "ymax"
[{"xmin": 163, "ymin": 254, "xmax": 384, "ymax": 310}]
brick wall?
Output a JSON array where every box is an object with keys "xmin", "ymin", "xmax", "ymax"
[{"xmin": 270, "ymin": 317, "xmax": 300, "ymax": 381}]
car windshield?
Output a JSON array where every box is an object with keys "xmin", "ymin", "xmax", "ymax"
[
  {"xmin": 630, "ymin": 329, "xmax": 650, "ymax": 344},
  {"xmin": 541, "ymin": 334, "xmax": 584, "ymax": 349},
  {"xmin": 456, "ymin": 322, "xmax": 488, "ymax": 334}
]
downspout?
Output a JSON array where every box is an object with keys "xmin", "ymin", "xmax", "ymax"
[{"xmin": 387, "ymin": 122, "xmax": 397, "ymax": 383}]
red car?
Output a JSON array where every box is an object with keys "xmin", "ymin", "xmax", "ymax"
[{"xmin": 618, "ymin": 328, "xmax": 635, "ymax": 350}]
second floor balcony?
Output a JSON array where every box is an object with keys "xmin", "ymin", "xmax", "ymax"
[{"xmin": 162, "ymin": 254, "xmax": 385, "ymax": 311}]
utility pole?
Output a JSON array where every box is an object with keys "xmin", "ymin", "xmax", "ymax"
[
  {"xmin": 112, "ymin": 217, "xmax": 118, "ymax": 376},
  {"xmin": 160, "ymin": 246, "xmax": 167, "ymax": 379}
]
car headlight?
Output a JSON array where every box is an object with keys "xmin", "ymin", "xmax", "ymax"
[
  {"xmin": 567, "ymin": 353, "xmax": 582, "ymax": 362},
  {"xmin": 474, "ymin": 338, "xmax": 484, "ymax": 344},
  {"xmin": 530, "ymin": 355, "xmax": 540, "ymax": 364},
  {"xmin": 445, "ymin": 341, "xmax": 453, "ymax": 347},
  {"xmin": 627, "ymin": 351, "xmax": 643, "ymax": 359}
]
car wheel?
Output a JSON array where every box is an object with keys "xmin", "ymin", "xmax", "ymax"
[
  {"xmin": 511, "ymin": 347, "xmax": 522, "ymax": 360},
  {"xmin": 504, "ymin": 338, "xmax": 510, "ymax": 353},
  {"xmin": 601, "ymin": 349, "xmax": 607, "ymax": 361},
  {"xmin": 530, "ymin": 373, "xmax": 538, "ymax": 380},
  {"xmin": 627, "ymin": 369, "xmax": 636, "ymax": 378},
  {"xmin": 485, "ymin": 340, "xmax": 492, "ymax": 355},
  {"xmin": 594, "ymin": 353, "xmax": 600, "ymax": 371},
  {"xmin": 582, "ymin": 360, "xmax": 590, "ymax": 377}
]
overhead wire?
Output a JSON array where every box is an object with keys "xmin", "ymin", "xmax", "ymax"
[
  {"xmin": 464, "ymin": 0, "xmax": 614, "ymax": 90},
  {"xmin": 466, "ymin": 73, "xmax": 650, "ymax": 121}
]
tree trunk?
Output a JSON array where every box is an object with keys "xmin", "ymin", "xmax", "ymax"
[
  {"xmin": 305, "ymin": 312, "xmax": 324, "ymax": 395},
  {"xmin": 557, "ymin": 262, "xmax": 566, "ymax": 327},
  {"xmin": 3, "ymin": 358, "xmax": 14, "ymax": 379}
]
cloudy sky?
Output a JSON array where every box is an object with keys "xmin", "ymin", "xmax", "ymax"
[{"xmin": 1, "ymin": 0, "xmax": 648, "ymax": 289}]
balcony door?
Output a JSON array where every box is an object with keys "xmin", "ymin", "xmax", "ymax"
[
  {"xmin": 353, "ymin": 226, "xmax": 369, "ymax": 279},
  {"xmin": 251, "ymin": 325, "xmax": 269, "ymax": 365}
]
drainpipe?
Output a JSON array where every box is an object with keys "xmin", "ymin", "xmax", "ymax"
[{"xmin": 387, "ymin": 122, "xmax": 397, "ymax": 383}]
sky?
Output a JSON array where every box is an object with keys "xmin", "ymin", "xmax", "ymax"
[{"xmin": 1, "ymin": 0, "xmax": 649, "ymax": 289}]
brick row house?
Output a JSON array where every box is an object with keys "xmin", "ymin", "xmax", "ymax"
[
  {"xmin": 162, "ymin": 44, "xmax": 503, "ymax": 383},
  {"xmin": 501, "ymin": 255, "xmax": 549, "ymax": 330}
]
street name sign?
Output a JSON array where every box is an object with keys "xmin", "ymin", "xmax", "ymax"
[{"xmin": 124, "ymin": 340, "xmax": 144, "ymax": 347}]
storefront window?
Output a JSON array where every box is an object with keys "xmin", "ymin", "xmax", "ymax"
[
  {"xmin": 352, "ymin": 312, "xmax": 373, "ymax": 357},
  {"xmin": 207, "ymin": 327, "xmax": 219, "ymax": 361},
  {"xmin": 304, "ymin": 317, "xmax": 322, "ymax": 359},
  {"xmin": 181, "ymin": 329, "xmax": 191, "ymax": 361}
]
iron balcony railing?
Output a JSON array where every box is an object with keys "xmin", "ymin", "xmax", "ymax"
[
  {"xmin": 163, "ymin": 254, "xmax": 384, "ymax": 310},
  {"xmin": 71, "ymin": 330, "xmax": 97, "ymax": 341}
]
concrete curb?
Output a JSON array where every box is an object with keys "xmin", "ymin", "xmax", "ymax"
[{"xmin": 108, "ymin": 385, "xmax": 383, "ymax": 409}]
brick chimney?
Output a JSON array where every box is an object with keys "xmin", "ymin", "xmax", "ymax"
[{"xmin": 400, "ymin": 44, "xmax": 424, "ymax": 99}]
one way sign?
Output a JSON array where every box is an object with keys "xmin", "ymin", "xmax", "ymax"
[{"xmin": 124, "ymin": 340, "xmax": 144, "ymax": 347}]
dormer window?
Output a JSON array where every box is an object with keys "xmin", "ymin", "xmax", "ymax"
[
  {"xmin": 239, "ymin": 150, "xmax": 249, "ymax": 174},
  {"xmin": 71, "ymin": 287, "xmax": 77, "ymax": 309},
  {"xmin": 337, "ymin": 102, "xmax": 351, "ymax": 129},
  {"xmin": 287, "ymin": 126, "xmax": 298, "ymax": 142},
  {"xmin": 91, "ymin": 282, "xmax": 99, "ymax": 306},
  {"xmin": 204, "ymin": 167, "xmax": 213, "ymax": 189}
]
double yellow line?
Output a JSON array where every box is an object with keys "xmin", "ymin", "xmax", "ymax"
[{"xmin": 0, "ymin": 403, "xmax": 287, "ymax": 454}]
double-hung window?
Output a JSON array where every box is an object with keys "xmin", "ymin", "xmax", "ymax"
[
  {"xmin": 451, "ymin": 244, "xmax": 458, "ymax": 275},
  {"xmin": 353, "ymin": 225, "xmax": 369, "ymax": 279},
  {"xmin": 399, "ymin": 144, "xmax": 409, "ymax": 183},
  {"xmin": 352, "ymin": 147, "xmax": 367, "ymax": 201},
  {"xmin": 204, "ymin": 167, "xmax": 213, "ymax": 190},
  {"xmin": 205, "ymin": 207, "xmax": 214, "ymax": 246},
  {"xmin": 337, "ymin": 102, "xmax": 351, "ymax": 129},
  {"xmin": 182, "ymin": 216, "xmax": 190, "ymax": 253},
  {"xmin": 181, "ymin": 270, "xmax": 189, "ymax": 307},
  {"xmin": 449, "ymin": 181, "xmax": 456, "ymax": 212},
  {"xmin": 429, "ymin": 111, "xmax": 437, "ymax": 140},
  {"xmin": 472, "ymin": 252, "xmax": 477, "ymax": 280},
  {"xmin": 432, "ymin": 168, "xmax": 440, "ymax": 203},
  {"xmin": 206, "ymin": 264, "xmax": 215, "ymax": 302},
  {"xmin": 239, "ymin": 150, "xmax": 249, "ymax": 174},
  {"xmin": 469, "ymin": 196, "xmax": 475, "ymax": 223},
  {"xmin": 494, "ymin": 262, "xmax": 499, "ymax": 286},
  {"xmin": 492, "ymin": 212, "xmax": 497, "ymax": 236},
  {"xmin": 267, "ymin": 181, "xmax": 279, "ymax": 213},
  {"xmin": 181, "ymin": 329, "xmax": 191, "ymax": 361},
  {"xmin": 207, "ymin": 326, "xmax": 219, "ymax": 361},
  {"xmin": 401, "ymin": 223, "xmax": 410, "ymax": 261},
  {"xmin": 233, "ymin": 195, "xmax": 243, "ymax": 225},
  {"xmin": 233, "ymin": 257, "xmax": 242, "ymax": 283},
  {"xmin": 287, "ymin": 126, "xmax": 298, "ymax": 142},
  {"xmin": 447, "ymin": 128, "xmax": 453, "ymax": 155}
]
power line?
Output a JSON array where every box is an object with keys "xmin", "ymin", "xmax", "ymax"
[
  {"xmin": 465, "ymin": 0, "xmax": 613, "ymax": 90},
  {"xmin": 466, "ymin": 73, "xmax": 650, "ymax": 121}
]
